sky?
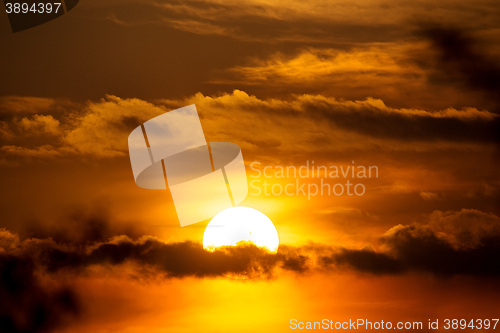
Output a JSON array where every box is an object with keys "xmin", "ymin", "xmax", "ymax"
[{"xmin": 0, "ymin": 0, "xmax": 499, "ymax": 332}]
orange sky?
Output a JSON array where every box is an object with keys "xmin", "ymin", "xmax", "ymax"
[{"xmin": 0, "ymin": 0, "xmax": 499, "ymax": 332}]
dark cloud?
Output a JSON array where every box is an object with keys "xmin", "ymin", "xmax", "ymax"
[
  {"xmin": 111, "ymin": 115, "xmax": 143, "ymax": 132},
  {"xmin": 38, "ymin": 238, "xmax": 307, "ymax": 278},
  {"xmin": 382, "ymin": 224, "xmax": 500, "ymax": 276},
  {"xmin": 2, "ymin": 209, "xmax": 499, "ymax": 331},
  {"xmin": 2, "ymin": 209, "xmax": 500, "ymax": 280},
  {"xmin": 322, "ymin": 209, "xmax": 500, "ymax": 276},
  {"xmin": 304, "ymin": 100, "xmax": 498, "ymax": 143},
  {"xmin": 278, "ymin": 247, "xmax": 309, "ymax": 273},
  {"xmin": 319, "ymin": 229, "xmax": 500, "ymax": 277},
  {"xmin": 0, "ymin": 254, "xmax": 79, "ymax": 333},
  {"xmin": 420, "ymin": 26, "xmax": 500, "ymax": 102},
  {"xmin": 21, "ymin": 206, "xmax": 142, "ymax": 245},
  {"xmin": 323, "ymin": 248, "xmax": 403, "ymax": 275},
  {"xmin": 416, "ymin": 26, "xmax": 500, "ymax": 144},
  {"xmin": 35, "ymin": 222, "xmax": 500, "ymax": 278}
]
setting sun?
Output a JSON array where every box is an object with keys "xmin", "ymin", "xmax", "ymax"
[{"xmin": 203, "ymin": 207, "xmax": 280, "ymax": 253}]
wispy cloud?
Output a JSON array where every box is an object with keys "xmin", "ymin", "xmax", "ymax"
[{"xmin": 85, "ymin": 0, "xmax": 500, "ymax": 45}]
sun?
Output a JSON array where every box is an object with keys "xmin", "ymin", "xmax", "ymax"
[{"xmin": 203, "ymin": 207, "xmax": 279, "ymax": 253}]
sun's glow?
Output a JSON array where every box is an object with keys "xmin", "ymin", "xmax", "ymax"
[{"xmin": 203, "ymin": 207, "xmax": 279, "ymax": 253}]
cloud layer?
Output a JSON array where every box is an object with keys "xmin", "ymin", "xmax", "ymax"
[
  {"xmin": 0, "ymin": 90, "xmax": 497, "ymax": 162},
  {"xmin": 1, "ymin": 208, "xmax": 499, "ymax": 280},
  {"xmin": 2, "ymin": 208, "xmax": 498, "ymax": 331}
]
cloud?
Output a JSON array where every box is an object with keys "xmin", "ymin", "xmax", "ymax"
[
  {"xmin": 0, "ymin": 96, "xmax": 57, "ymax": 115},
  {"xmin": 198, "ymin": 26, "xmax": 500, "ymax": 113},
  {"xmin": 21, "ymin": 206, "xmax": 143, "ymax": 246},
  {"xmin": 161, "ymin": 90, "xmax": 499, "ymax": 145},
  {"xmin": 0, "ymin": 122, "xmax": 13, "ymax": 140},
  {"xmin": 0, "ymin": 254, "xmax": 79, "ymax": 333},
  {"xmin": 216, "ymin": 47, "xmax": 420, "ymax": 84},
  {"xmin": 419, "ymin": 191, "xmax": 438, "ymax": 200},
  {"xmin": 4, "ymin": 231, "xmax": 308, "ymax": 279},
  {"xmin": 379, "ymin": 223, "xmax": 500, "ymax": 276},
  {"xmin": 1, "ymin": 208, "xmax": 499, "ymax": 280},
  {"xmin": 18, "ymin": 115, "xmax": 60, "ymax": 136},
  {"xmin": 323, "ymin": 248, "xmax": 403, "ymax": 275},
  {"xmin": 319, "ymin": 209, "xmax": 500, "ymax": 276},
  {"xmin": 0, "ymin": 145, "xmax": 63, "ymax": 158},
  {"xmin": 1, "ymin": 28, "xmax": 499, "ymax": 161},
  {"xmin": 361, "ymin": 208, "xmax": 500, "ymax": 276},
  {"xmin": 62, "ymin": 96, "xmax": 166, "ymax": 157},
  {"xmin": 211, "ymin": 45, "xmax": 452, "ymax": 109},
  {"xmin": 0, "ymin": 96, "xmax": 168, "ymax": 158},
  {"xmin": 419, "ymin": 26, "xmax": 500, "ymax": 102},
  {"xmin": 1, "ymin": 207, "xmax": 499, "ymax": 333},
  {"xmin": 0, "ymin": 91, "xmax": 497, "ymax": 162},
  {"xmin": 426, "ymin": 208, "xmax": 500, "ymax": 249},
  {"xmin": 89, "ymin": 0, "xmax": 500, "ymax": 45},
  {"xmin": 162, "ymin": 18, "xmax": 245, "ymax": 39}
]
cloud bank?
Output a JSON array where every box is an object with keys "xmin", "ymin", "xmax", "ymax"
[
  {"xmin": 1, "ymin": 208, "xmax": 498, "ymax": 331},
  {"xmin": 0, "ymin": 90, "xmax": 496, "ymax": 162},
  {"xmin": 1, "ymin": 209, "xmax": 499, "ymax": 280}
]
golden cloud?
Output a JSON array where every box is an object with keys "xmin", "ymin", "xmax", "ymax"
[{"xmin": 0, "ymin": 91, "xmax": 496, "ymax": 160}]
